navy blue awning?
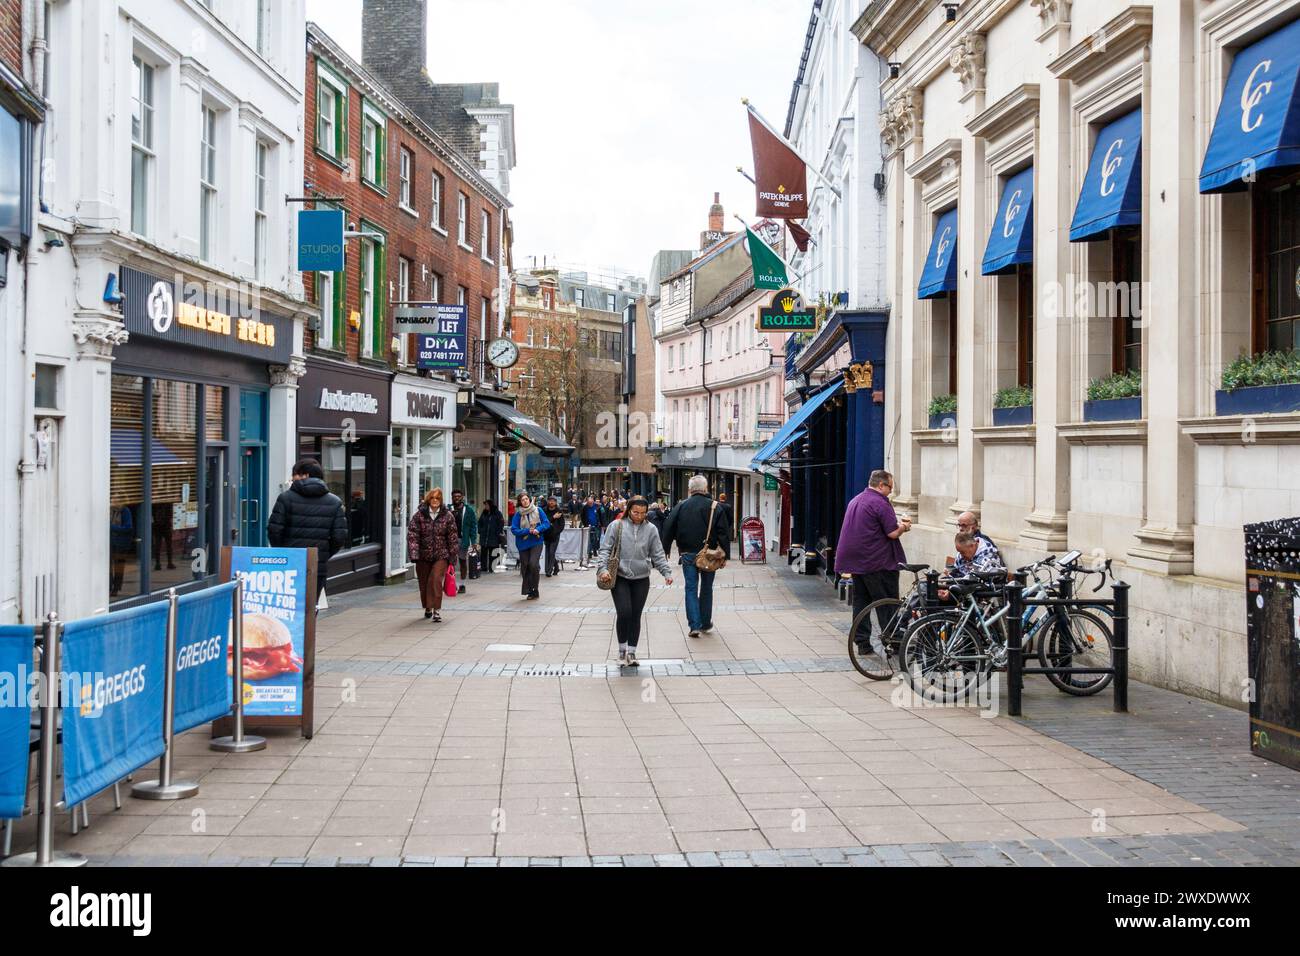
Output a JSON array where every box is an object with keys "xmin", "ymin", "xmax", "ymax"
[
  {"xmin": 982, "ymin": 166, "xmax": 1034, "ymax": 275},
  {"xmin": 1069, "ymin": 109, "xmax": 1142, "ymax": 242},
  {"xmin": 751, "ymin": 380, "xmax": 843, "ymax": 470},
  {"xmin": 918, "ymin": 208, "xmax": 958, "ymax": 299},
  {"xmin": 1200, "ymin": 18, "xmax": 1300, "ymax": 193}
]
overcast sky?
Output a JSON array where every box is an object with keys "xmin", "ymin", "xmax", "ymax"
[{"xmin": 305, "ymin": 0, "xmax": 813, "ymax": 283}]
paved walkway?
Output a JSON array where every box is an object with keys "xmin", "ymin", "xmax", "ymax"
[{"xmin": 8, "ymin": 558, "xmax": 1298, "ymax": 866}]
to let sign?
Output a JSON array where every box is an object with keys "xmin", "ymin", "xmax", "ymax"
[
  {"xmin": 297, "ymin": 210, "xmax": 345, "ymax": 272},
  {"xmin": 416, "ymin": 304, "xmax": 468, "ymax": 370}
]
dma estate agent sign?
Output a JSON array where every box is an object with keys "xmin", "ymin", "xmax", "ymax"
[{"xmin": 119, "ymin": 265, "xmax": 293, "ymax": 364}]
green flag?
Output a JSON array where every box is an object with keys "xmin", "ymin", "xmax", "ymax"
[{"xmin": 746, "ymin": 227, "xmax": 788, "ymax": 290}]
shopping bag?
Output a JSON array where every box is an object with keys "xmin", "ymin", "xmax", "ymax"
[{"xmin": 444, "ymin": 565, "xmax": 458, "ymax": 598}]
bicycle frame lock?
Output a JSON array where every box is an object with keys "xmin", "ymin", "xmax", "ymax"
[{"xmin": 1004, "ymin": 572, "xmax": 1130, "ymax": 718}]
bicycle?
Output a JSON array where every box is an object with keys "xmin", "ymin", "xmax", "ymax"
[{"xmin": 845, "ymin": 563, "xmax": 933, "ymax": 681}]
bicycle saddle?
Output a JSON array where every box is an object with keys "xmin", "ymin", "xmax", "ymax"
[
  {"xmin": 971, "ymin": 569, "xmax": 1010, "ymax": 582},
  {"xmin": 899, "ymin": 563, "xmax": 930, "ymax": 573}
]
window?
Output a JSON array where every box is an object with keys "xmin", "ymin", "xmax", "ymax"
[
  {"xmin": 606, "ymin": 293, "xmax": 616, "ymax": 312},
  {"xmin": 254, "ymin": 141, "xmax": 269, "ymax": 281},
  {"xmin": 359, "ymin": 230, "xmax": 385, "ymax": 358},
  {"xmin": 1254, "ymin": 171, "xmax": 1300, "ymax": 351},
  {"xmin": 543, "ymin": 327, "xmax": 551, "ymax": 349},
  {"xmin": 316, "ymin": 66, "xmax": 347, "ymax": 161},
  {"xmin": 1111, "ymin": 229, "xmax": 1141, "ymax": 374},
  {"xmin": 430, "ymin": 271, "xmax": 441, "ymax": 302},
  {"xmin": 399, "ymin": 147, "xmax": 413, "ymax": 209},
  {"xmin": 527, "ymin": 324, "xmax": 534, "ymax": 347},
  {"xmin": 431, "ymin": 172, "xmax": 444, "ymax": 229},
  {"xmin": 200, "ymin": 106, "xmax": 217, "ymax": 261},
  {"xmin": 398, "ymin": 257, "xmax": 412, "ymax": 363},
  {"xmin": 480, "ymin": 297, "xmax": 490, "ymax": 345},
  {"xmin": 574, "ymin": 288, "xmax": 585, "ymax": 308},
  {"xmin": 458, "ymin": 192, "xmax": 469, "ymax": 244},
  {"xmin": 1017, "ymin": 264, "xmax": 1034, "ymax": 387},
  {"xmin": 679, "ymin": 343, "xmax": 685, "ymax": 370},
  {"xmin": 481, "ymin": 209, "xmax": 491, "ymax": 260},
  {"xmin": 361, "ymin": 104, "xmax": 385, "ymax": 187},
  {"xmin": 130, "ymin": 56, "xmax": 155, "ymax": 237},
  {"xmin": 947, "ymin": 292, "xmax": 958, "ymax": 394},
  {"xmin": 668, "ymin": 344, "xmax": 673, "ymax": 370},
  {"xmin": 457, "ymin": 286, "xmax": 467, "ymax": 307},
  {"xmin": 316, "ymin": 272, "xmax": 336, "ymax": 350}
]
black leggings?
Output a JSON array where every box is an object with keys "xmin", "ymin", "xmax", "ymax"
[
  {"xmin": 518, "ymin": 545, "xmax": 541, "ymax": 595},
  {"xmin": 612, "ymin": 575, "xmax": 651, "ymax": 648}
]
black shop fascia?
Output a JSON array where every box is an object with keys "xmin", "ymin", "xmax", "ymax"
[{"xmin": 296, "ymin": 357, "xmax": 393, "ymax": 594}]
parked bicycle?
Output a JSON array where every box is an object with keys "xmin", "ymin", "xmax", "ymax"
[{"xmin": 846, "ymin": 563, "xmax": 932, "ymax": 681}]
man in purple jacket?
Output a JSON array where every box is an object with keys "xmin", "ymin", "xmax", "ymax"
[{"xmin": 835, "ymin": 470, "xmax": 913, "ymax": 655}]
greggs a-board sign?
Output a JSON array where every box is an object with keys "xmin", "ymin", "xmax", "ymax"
[
  {"xmin": 120, "ymin": 266, "xmax": 294, "ymax": 363},
  {"xmin": 758, "ymin": 288, "xmax": 816, "ymax": 332}
]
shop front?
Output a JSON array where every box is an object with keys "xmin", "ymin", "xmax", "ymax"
[
  {"xmin": 297, "ymin": 358, "xmax": 392, "ymax": 593},
  {"xmin": 474, "ymin": 397, "xmax": 574, "ymax": 502},
  {"xmin": 659, "ymin": 444, "xmax": 718, "ymax": 504},
  {"xmin": 109, "ymin": 264, "xmax": 297, "ymax": 607},
  {"xmin": 388, "ymin": 374, "xmax": 457, "ymax": 579}
]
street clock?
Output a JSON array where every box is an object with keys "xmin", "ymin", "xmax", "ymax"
[{"xmin": 487, "ymin": 337, "xmax": 520, "ymax": 369}]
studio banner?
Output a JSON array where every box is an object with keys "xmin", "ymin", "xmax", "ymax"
[
  {"xmin": 748, "ymin": 109, "xmax": 808, "ymax": 219},
  {"xmin": 61, "ymin": 603, "xmax": 168, "ymax": 807},
  {"xmin": 173, "ymin": 582, "xmax": 236, "ymax": 735},
  {"xmin": 229, "ymin": 548, "xmax": 308, "ymax": 718},
  {"xmin": 0, "ymin": 626, "xmax": 34, "ymax": 819}
]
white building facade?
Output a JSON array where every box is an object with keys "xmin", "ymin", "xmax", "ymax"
[
  {"xmin": 7, "ymin": 0, "xmax": 311, "ymax": 623},
  {"xmin": 860, "ymin": 0, "xmax": 1300, "ymax": 706}
]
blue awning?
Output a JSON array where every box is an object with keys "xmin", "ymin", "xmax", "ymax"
[
  {"xmin": 918, "ymin": 208, "xmax": 958, "ymax": 299},
  {"xmin": 1199, "ymin": 18, "xmax": 1300, "ymax": 194},
  {"xmin": 1069, "ymin": 109, "xmax": 1142, "ymax": 242},
  {"xmin": 982, "ymin": 166, "xmax": 1034, "ymax": 275},
  {"xmin": 751, "ymin": 380, "xmax": 844, "ymax": 470}
]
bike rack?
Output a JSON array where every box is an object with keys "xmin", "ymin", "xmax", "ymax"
[{"xmin": 1003, "ymin": 572, "xmax": 1129, "ymax": 717}]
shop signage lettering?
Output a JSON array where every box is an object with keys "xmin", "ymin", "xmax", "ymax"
[
  {"xmin": 407, "ymin": 391, "xmax": 446, "ymax": 421},
  {"xmin": 318, "ymin": 388, "xmax": 380, "ymax": 414}
]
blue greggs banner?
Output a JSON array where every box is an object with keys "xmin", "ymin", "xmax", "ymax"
[
  {"xmin": 0, "ymin": 626, "xmax": 35, "ymax": 819},
  {"xmin": 61, "ymin": 603, "xmax": 167, "ymax": 807},
  {"xmin": 173, "ymin": 582, "xmax": 236, "ymax": 735},
  {"xmin": 1200, "ymin": 18, "xmax": 1300, "ymax": 194}
]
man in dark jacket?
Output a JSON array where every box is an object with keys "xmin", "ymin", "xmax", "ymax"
[
  {"xmin": 267, "ymin": 459, "xmax": 348, "ymax": 602},
  {"xmin": 661, "ymin": 475, "xmax": 732, "ymax": 639},
  {"xmin": 542, "ymin": 496, "xmax": 565, "ymax": 576}
]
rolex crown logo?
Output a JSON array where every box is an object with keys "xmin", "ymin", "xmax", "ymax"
[{"xmin": 782, "ymin": 298, "xmax": 795, "ymax": 313}]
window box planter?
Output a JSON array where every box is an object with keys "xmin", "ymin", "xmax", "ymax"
[
  {"xmin": 992, "ymin": 405, "xmax": 1033, "ymax": 427},
  {"xmin": 1215, "ymin": 383, "xmax": 1300, "ymax": 416},
  {"xmin": 1083, "ymin": 397, "xmax": 1142, "ymax": 422},
  {"xmin": 929, "ymin": 412, "xmax": 957, "ymax": 430}
]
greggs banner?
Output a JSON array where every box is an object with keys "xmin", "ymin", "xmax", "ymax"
[
  {"xmin": 0, "ymin": 626, "xmax": 34, "ymax": 819},
  {"xmin": 61, "ymin": 603, "xmax": 168, "ymax": 807},
  {"xmin": 173, "ymin": 582, "xmax": 236, "ymax": 734},
  {"xmin": 230, "ymin": 548, "xmax": 308, "ymax": 718},
  {"xmin": 746, "ymin": 228, "xmax": 789, "ymax": 291},
  {"xmin": 748, "ymin": 110, "xmax": 808, "ymax": 219}
]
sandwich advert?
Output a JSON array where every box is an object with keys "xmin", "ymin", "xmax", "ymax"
[{"xmin": 228, "ymin": 547, "xmax": 308, "ymax": 717}]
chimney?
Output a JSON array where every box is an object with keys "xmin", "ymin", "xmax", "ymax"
[
  {"xmin": 362, "ymin": 0, "xmax": 428, "ymax": 90},
  {"xmin": 708, "ymin": 192, "xmax": 724, "ymax": 232}
]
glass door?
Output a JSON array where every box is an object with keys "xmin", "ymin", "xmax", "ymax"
[
  {"xmin": 240, "ymin": 446, "xmax": 265, "ymax": 547},
  {"xmin": 202, "ymin": 449, "xmax": 225, "ymax": 576}
]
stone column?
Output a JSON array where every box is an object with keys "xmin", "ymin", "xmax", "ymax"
[{"xmin": 268, "ymin": 357, "xmax": 306, "ymax": 498}]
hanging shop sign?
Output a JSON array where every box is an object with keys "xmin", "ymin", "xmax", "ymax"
[
  {"xmin": 758, "ymin": 288, "xmax": 816, "ymax": 332},
  {"xmin": 120, "ymin": 265, "xmax": 293, "ymax": 363},
  {"xmin": 297, "ymin": 209, "xmax": 345, "ymax": 272},
  {"xmin": 764, "ymin": 473, "xmax": 779, "ymax": 492},
  {"xmin": 394, "ymin": 302, "xmax": 468, "ymax": 337},
  {"xmin": 297, "ymin": 359, "xmax": 391, "ymax": 436}
]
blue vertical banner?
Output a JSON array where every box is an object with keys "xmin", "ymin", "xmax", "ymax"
[
  {"xmin": 228, "ymin": 548, "xmax": 308, "ymax": 718},
  {"xmin": 172, "ymin": 582, "xmax": 236, "ymax": 735},
  {"xmin": 297, "ymin": 209, "xmax": 345, "ymax": 272},
  {"xmin": 61, "ymin": 603, "xmax": 168, "ymax": 807},
  {"xmin": 0, "ymin": 626, "xmax": 35, "ymax": 819}
]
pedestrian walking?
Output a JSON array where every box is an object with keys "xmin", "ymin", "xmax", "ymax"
[
  {"xmin": 510, "ymin": 491, "xmax": 550, "ymax": 600},
  {"xmin": 834, "ymin": 469, "xmax": 913, "ymax": 661},
  {"xmin": 597, "ymin": 497, "xmax": 674, "ymax": 667},
  {"xmin": 582, "ymin": 495, "xmax": 601, "ymax": 558},
  {"xmin": 543, "ymin": 495, "xmax": 565, "ymax": 576},
  {"xmin": 661, "ymin": 474, "xmax": 732, "ymax": 638},
  {"xmin": 646, "ymin": 500, "xmax": 667, "ymax": 534},
  {"xmin": 266, "ymin": 459, "xmax": 349, "ymax": 603},
  {"xmin": 478, "ymin": 500, "xmax": 506, "ymax": 573},
  {"xmin": 407, "ymin": 488, "xmax": 460, "ymax": 622},
  {"xmin": 450, "ymin": 489, "xmax": 478, "ymax": 593}
]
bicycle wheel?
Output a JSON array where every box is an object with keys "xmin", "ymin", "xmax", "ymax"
[
  {"xmin": 848, "ymin": 598, "xmax": 905, "ymax": 680},
  {"xmin": 1038, "ymin": 610, "xmax": 1114, "ymax": 696},
  {"xmin": 900, "ymin": 612, "xmax": 992, "ymax": 704}
]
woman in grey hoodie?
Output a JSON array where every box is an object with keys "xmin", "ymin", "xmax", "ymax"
[{"xmin": 597, "ymin": 497, "xmax": 674, "ymax": 666}]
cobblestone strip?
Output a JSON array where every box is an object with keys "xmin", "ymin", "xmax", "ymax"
[{"xmin": 314, "ymin": 656, "xmax": 859, "ymax": 678}]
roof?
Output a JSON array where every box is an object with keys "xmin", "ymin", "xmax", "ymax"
[
  {"xmin": 690, "ymin": 269, "xmax": 757, "ymax": 323},
  {"xmin": 663, "ymin": 231, "xmax": 747, "ymax": 284}
]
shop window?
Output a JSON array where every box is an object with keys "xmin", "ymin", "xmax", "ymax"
[
  {"xmin": 110, "ymin": 375, "xmax": 146, "ymax": 600},
  {"xmin": 1254, "ymin": 170, "xmax": 1300, "ymax": 352},
  {"xmin": 205, "ymin": 384, "xmax": 225, "ymax": 442},
  {"xmin": 1111, "ymin": 228, "xmax": 1142, "ymax": 373},
  {"xmin": 151, "ymin": 380, "xmax": 199, "ymax": 592},
  {"xmin": 1017, "ymin": 265, "xmax": 1034, "ymax": 388},
  {"xmin": 320, "ymin": 437, "xmax": 372, "ymax": 548}
]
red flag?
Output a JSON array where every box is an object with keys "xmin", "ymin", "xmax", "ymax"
[
  {"xmin": 786, "ymin": 220, "xmax": 812, "ymax": 252},
  {"xmin": 748, "ymin": 111, "xmax": 808, "ymax": 219}
]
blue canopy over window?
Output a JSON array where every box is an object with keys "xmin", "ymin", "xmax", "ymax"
[
  {"xmin": 1069, "ymin": 109, "xmax": 1142, "ymax": 242},
  {"xmin": 982, "ymin": 166, "xmax": 1034, "ymax": 275},
  {"xmin": 750, "ymin": 380, "xmax": 844, "ymax": 470},
  {"xmin": 1199, "ymin": 18, "xmax": 1300, "ymax": 193},
  {"xmin": 917, "ymin": 208, "xmax": 958, "ymax": 299}
]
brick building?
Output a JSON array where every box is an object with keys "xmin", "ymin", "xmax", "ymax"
[{"xmin": 302, "ymin": 23, "xmax": 512, "ymax": 589}]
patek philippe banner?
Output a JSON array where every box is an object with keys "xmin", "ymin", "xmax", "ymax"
[
  {"xmin": 746, "ymin": 228, "xmax": 789, "ymax": 291},
  {"xmin": 0, "ymin": 626, "xmax": 34, "ymax": 819},
  {"xmin": 230, "ymin": 548, "xmax": 308, "ymax": 718},
  {"xmin": 61, "ymin": 603, "xmax": 168, "ymax": 807},
  {"xmin": 172, "ymin": 582, "xmax": 236, "ymax": 735},
  {"xmin": 748, "ymin": 109, "xmax": 808, "ymax": 219}
]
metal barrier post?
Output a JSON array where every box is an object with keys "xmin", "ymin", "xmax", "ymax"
[
  {"xmin": 3, "ymin": 615, "xmax": 86, "ymax": 867},
  {"xmin": 1005, "ymin": 580, "xmax": 1024, "ymax": 717},
  {"xmin": 211, "ymin": 578, "xmax": 265, "ymax": 753},
  {"xmin": 1112, "ymin": 581, "xmax": 1129, "ymax": 713},
  {"xmin": 132, "ymin": 590, "xmax": 199, "ymax": 799}
]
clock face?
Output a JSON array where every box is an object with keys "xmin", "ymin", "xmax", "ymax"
[{"xmin": 487, "ymin": 337, "xmax": 520, "ymax": 369}]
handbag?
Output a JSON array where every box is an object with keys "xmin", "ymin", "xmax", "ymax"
[
  {"xmin": 444, "ymin": 564, "xmax": 458, "ymax": 598},
  {"xmin": 694, "ymin": 501, "xmax": 727, "ymax": 572},
  {"xmin": 597, "ymin": 521, "xmax": 622, "ymax": 591}
]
